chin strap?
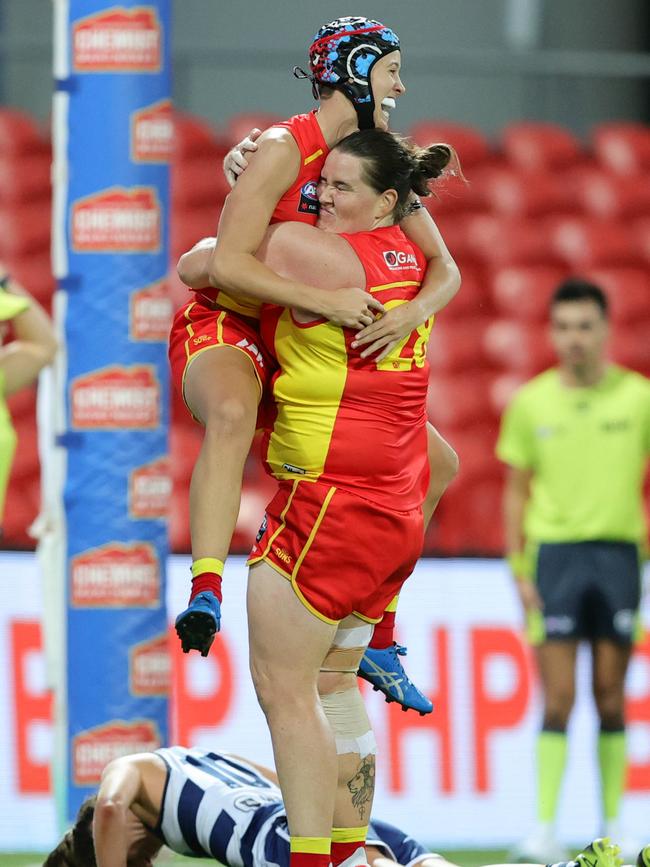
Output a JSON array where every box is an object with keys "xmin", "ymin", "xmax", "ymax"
[{"xmin": 293, "ymin": 66, "xmax": 320, "ymax": 101}]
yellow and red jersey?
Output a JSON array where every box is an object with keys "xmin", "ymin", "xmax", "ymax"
[
  {"xmin": 260, "ymin": 224, "xmax": 433, "ymax": 511},
  {"xmin": 212, "ymin": 112, "xmax": 329, "ymax": 318}
]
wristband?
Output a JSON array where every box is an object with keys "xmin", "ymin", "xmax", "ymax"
[
  {"xmin": 507, "ymin": 551, "xmax": 531, "ymax": 580},
  {"xmin": 405, "ymin": 197, "xmax": 424, "ymax": 216}
]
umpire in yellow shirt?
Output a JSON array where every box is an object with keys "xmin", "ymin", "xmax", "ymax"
[{"xmin": 496, "ymin": 278, "xmax": 650, "ymax": 861}]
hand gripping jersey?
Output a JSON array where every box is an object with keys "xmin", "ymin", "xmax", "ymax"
[
  {"xmin": 260, "ymin": 225, "xmax": 433, "ymax": 511},
  {"xmin": 153, "ymin": 747, "xmax": 431, "ymax": 867},
  {"xmin": 212, "ymin": 112, "xmax": 330, "ymax": 319}
]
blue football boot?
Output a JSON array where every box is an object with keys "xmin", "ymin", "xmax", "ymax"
[
  {"xmin": 358, "ymin": 643, "xmax": 433, "ymax": 715},
  {"xmin": 175, "ymin": 591, "xmax": 221, "ymax": 657}
]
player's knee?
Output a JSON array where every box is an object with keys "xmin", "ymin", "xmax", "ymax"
[
  {"xmin": 320, "ymin": 685, "xmax": 376, "ymax": 759},
  {"xmin": 594, "ymin": 685, "xmax": 625, "ymax": 726},
  {"xmin": 203, "ymin": 396, "xmax": 254, "ymax": 438},
  {"xmin": 250, "ymin": 658, "xmax": 311, "ymax": 718},
  {"xmin": 542, "ymin": 699, "xmax": 573, "ymax": 730}
]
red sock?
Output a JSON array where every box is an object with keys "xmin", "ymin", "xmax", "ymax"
[
  {"xmin": 290, "ymin": 854, "xmax": 330, "ymax": 867},
  {"xmin": 369, "ymin": 609, "xmax": 395, "ymax": 649},
  {"xmin": 331, "ymin": 842, "xmax": 366, "ymax": 865},
  {"xmin": 189, "ymin": 573, "xmax": 222, "ymax": 604}
]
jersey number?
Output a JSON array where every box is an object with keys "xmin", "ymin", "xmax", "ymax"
[{"xmin": 374, "ymin": 299, "xmax": 434, "ymax": 372}]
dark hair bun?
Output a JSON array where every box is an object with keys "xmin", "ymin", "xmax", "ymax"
[{"xmin": 410, "ymin": 143, "xmax": 456, "ymax": 195}]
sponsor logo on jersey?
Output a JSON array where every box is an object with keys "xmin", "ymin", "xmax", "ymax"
[
  {"xmin": 298, "ymin": 180, "xmax": 319, "ymax": 215},
  {"xmin": 71, "ymin": 542, "xmax": 161, "ymax": 608},
  {"xmin": 71, "ymin": 187, "xmax": 161, "ymax": 253},
  {"xmin": 130, "ymin": 280, "xmax": 172, "ymax": 342},
  {"xmin": 274, "ymin": 547, "xmax": 292, "ymax": 565},
  {"xmin": 383, "ymin": 249, "xmax": 418, "ymax": 270},
  {"xmin": 73, "ymin": 6, "xmax": 162, "ymax": 72},
  {"xmin": 129, "ymin": 456, "xmax": 171, "ymax": 520},
  {"xmin": 129, "ymin": 633, "xmax": 171, "ymax": 696},
  {"xmin": 282, "ymin": 462, "xmax": 306, "ymax": 474},
  {"xmin": 131, "ymin": 99, "xmax": 172, "ymax": 163},
  {"xmin": 73, "ymin": 720, "xmax": 161, "ymax": 786},
  {"xmin": 71, "ymin": 365, "xmax": 160, "ymax": 429}
]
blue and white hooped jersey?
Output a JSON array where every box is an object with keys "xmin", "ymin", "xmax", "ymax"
[{"xmin": 154, "ymin": 747, "xmax": 431, "ymax": 867}]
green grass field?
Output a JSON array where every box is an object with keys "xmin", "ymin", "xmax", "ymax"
[{"xmin": 0, "ymin": 849, "xmax": 510, "ymax": 866}]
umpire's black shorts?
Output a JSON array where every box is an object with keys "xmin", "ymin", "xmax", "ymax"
[{"xmin": 533, "ymin": 540, "xmax": 642, "ymax": 645}]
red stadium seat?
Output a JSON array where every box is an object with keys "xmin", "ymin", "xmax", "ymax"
[
  {"xmin": 6, "ymin": 385, "xmax": 37, "ymax": 420},
  {"xmin": 169, "ymin": 486, "xmax": 190, "ymax": 553},
  {"xmin": 440, "ymin": 264, "xmax": 491, "ymax": 319},
  {"xmin": 500, "ymin": 122, "xmax": 584, "ymax": 172},
  {"xmin": 173, "ymin": 112, "xmax": 226, "ymax": 160},
  {"xmin": 545, "ymin": 216, "xmax": 641, "ymax": 268},
  {"xmin": 2, "ymin": 474, "xmax": 40, "ymax": 547},
  {"xmin": 427, "ymin": 318, "xmax": 490, "ymax": 372},
  {"xmin": 482, "ymin": 319, "xmax": 554, "ymax": 373},
  {"xmin": 226, "ymin": 113, "xmax": 283, "ymax": 145},
  {"xmin": 8, "ymin": 254, "xmax": 56, "ymax": 309},
  {"xmin": 488, "ymin": 371, "xmax": 529, "ymax": 414},
  {"xmin": 170, "ymin": 205, "xmax": 223, "ymax": 261},
  {"xmin": 0, "ymin": 153, "xmax": 51, "ymax": 203},
  {"xmin": 490, "ymin": 264, "xmax": 568, "ymax": 321},
  {"xmin": 0, "ymin": 200, "xmax": 51, "ymax": 257},
  {"xmin": 171, "ymin": 157, "xmax": 231, "ymax": 208},
  {"xmin": 0, "ymin": 109, "xmax": 49, "ymax": 156},
  {"xmin": 592, "ymin": 123, "xmax": 650, "ymax": 175},
  {"xmin": 471, "ymin": 167, "xmax": 575, "ymax": 218},
  {"xmin": 7, "ymin": 418, "xmax": 39, "ymax": 481},
  {"xmin": 568, "ymin": 168, "xmax": 650, "ymax": 219},
  {"xmin": 427, "ymin": 372, "xmax": 495, "ymax": 429},
  {"xmin": 429, "ymin": 476, "xmax": 504, "ymax": 555},
  {"xmin": 631, "ymin": 218, "xmax": 650, "ymax": 266},
  {"xmin": 408, "ymin": 121, "xmax": 493, "ymax": 168},
  {"xmin": 610, "ymin": 321, "xmax": 650, "ymax": 373},
  {"xmin": 448, "ymin": 214, "xmax": 560, "ymax": 267},
  {"xmin": 581, "ymin": 267, "xmax": 650, "ymax": 324},
  {"xmin": 446, "ymin": 426, "xmax": 501, "ymax": 485},
  {"xmin": 169, "ymin": 424, "xmax": 201, "ymax": 486},
  {"xmin": 425, "ymin": 171, "xmax": 486, "ymax": 218}
]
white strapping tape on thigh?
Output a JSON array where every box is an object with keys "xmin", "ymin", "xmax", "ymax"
[
  {"xmin": 320, "ymin": 687, "xmax": 377, "ymax": 758},
  {"xmin": 331, "ymin": 623, "xmax": 374, "ymax": 649}
]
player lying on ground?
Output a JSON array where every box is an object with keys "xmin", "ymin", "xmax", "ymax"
[{"xmin": 43, "ymin": 744, "xmax": 627, "ymax": 867}]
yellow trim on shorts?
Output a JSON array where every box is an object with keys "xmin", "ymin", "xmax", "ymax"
[
  {"xmin": 303, "ymin": 149, "xmax": 323, "ymax": 166},
  {"xmin": 181, "ymin": 343, "xmax": 263, "ymax": 422},
  {"xmin": 247, "ymin": 479, "xmax": 301, "ymax": 565},
  {"xmin": 291, "ymin": 485, "xmax": 336, "ymax": 579},
  {"xmin": 248, "ymin": 481, "xmax": 341, "ymax": 625}
]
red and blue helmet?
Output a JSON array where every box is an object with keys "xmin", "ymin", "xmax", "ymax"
[{"xmin": 305, "ymin": 17, "xmax": 401, "ymax": 130}]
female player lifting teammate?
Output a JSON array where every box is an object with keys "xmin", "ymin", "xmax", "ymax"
[
  {"xmin": 170, "ymin": 18, "xmax": 460, "ymax": 715},
  {"xmin": 218, "ymin": 128, "xmax": 453, "ymax": 867}
]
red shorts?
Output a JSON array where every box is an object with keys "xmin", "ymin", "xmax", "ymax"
[
  {"xmin": 168, "ymin": 294, "xmax": 274, "ymax": 419},
  {"xmin": 248, "ymin": 479, "xmax": 424, "ymax": 623}
]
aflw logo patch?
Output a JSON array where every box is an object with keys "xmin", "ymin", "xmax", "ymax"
[
  {"xmin": 383, "ymin": 249, "xmax": 418, "ymax": 270},
  {"xmin": 298, "ymin": 180, "xmax": 319, "ymax": 215}
]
